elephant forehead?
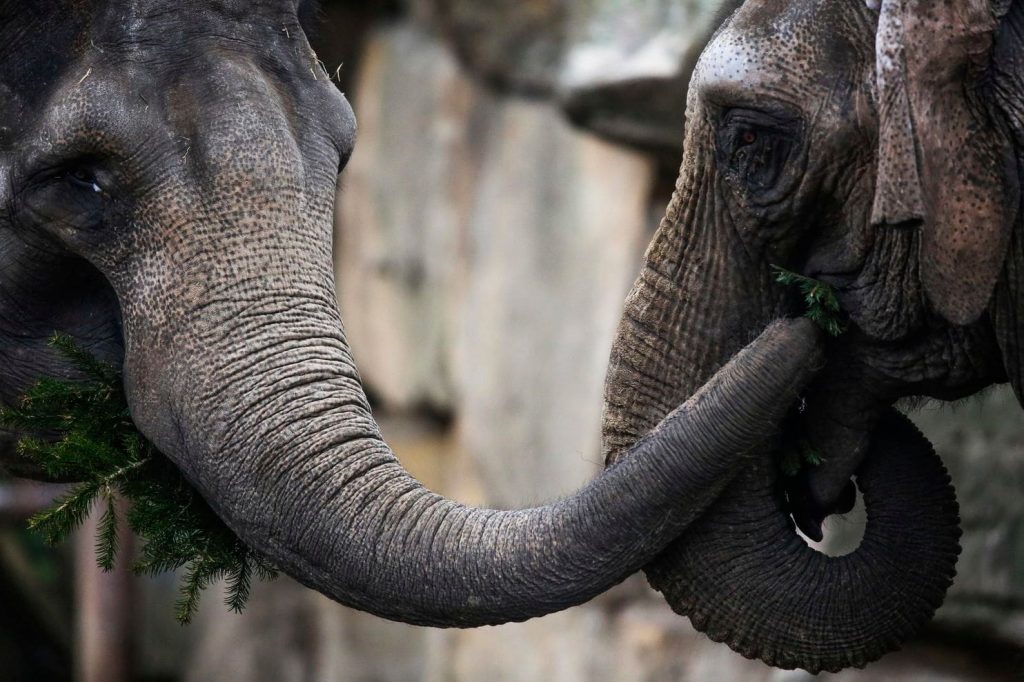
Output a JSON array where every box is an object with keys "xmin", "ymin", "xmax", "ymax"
[
  {"xmin": 692, "ymin": 0, "xmax": 873, "ymax": 110},
  {"xmin": 0, "ymin": 0, "xmax": 310, "ymax": 139}
]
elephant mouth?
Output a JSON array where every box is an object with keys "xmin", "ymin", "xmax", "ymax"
[{"xmin": 770, "ymin": 277, "xmax": 886, "ymax": 541}]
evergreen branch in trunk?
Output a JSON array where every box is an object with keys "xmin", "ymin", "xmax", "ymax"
[
  {"xmin": 771, "ymin": 267, "xmax": 844, "ymax": 478},
  {"xmin": 772, "ymin": 266, "xmax": 848, "ymax": 337},
  {"xmin": 0, "ymin": 334, "xmax": 277, "ymax": 624}
]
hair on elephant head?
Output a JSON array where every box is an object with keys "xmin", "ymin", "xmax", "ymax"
[
  {"xmin": 603, "ymin": 0, "xmax": 1023, "ymax": 673},
  {"xmin": 0, "ymin": 1, "xmax": 832, "ymax": 627}
]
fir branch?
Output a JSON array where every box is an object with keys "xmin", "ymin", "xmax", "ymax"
[
  {"xmin": 802, "ymin": 448, "xmax": 824, "ymax": 467},
  {"xmin": 49, "ymin": 333, "xmax": 121, "ymax": 385},
  {"xmin": 28, "ymin": 480, "xmax": 102, "ymax": 545},
  {"xmin": 176, "ymin": 558, "xmax": 227, "ymax": 625},
  {"xmin": 96, "ymin": 493, "xmax": 120, "ymax": 571},
  {"xmin": 778, "ymin": 437, "xmax": 826, "ymax": 478},
  {"xmin": 0, "ymin": 335, "xmax": 277, "ymax": 624},
  {"xmin": 772, "ymin": 265, "xmax": 848, "ymax": 337},
  {"xmin": 225, "ymin": 556, "xmax": 254, "ymax": 614}
]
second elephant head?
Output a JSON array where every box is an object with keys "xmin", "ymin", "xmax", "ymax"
[{"xmin": 603, "ymin": 0, "xmax": 1024, "ymax": 673}]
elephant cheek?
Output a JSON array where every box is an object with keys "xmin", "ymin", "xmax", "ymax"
[
  {"xmin": 842, "ymin": 224, "xmax": 926, "ymax": 342},
  {"xmin": 602, "ymin": 158, "xmax": 779, "ymax": 464}
]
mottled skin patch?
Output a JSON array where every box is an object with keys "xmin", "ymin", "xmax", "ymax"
[{"xmin": 0, "ymin": 0, "xmax": 830, "ymax": 629}]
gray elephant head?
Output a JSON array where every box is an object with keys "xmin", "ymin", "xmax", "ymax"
[
  {"xmin": 0, "ymin": 0, "xmax": 829, "ymax": 627},
  {"xmin": 603, "ymin": 0, "xmax": 1022, "ymax": 672}
]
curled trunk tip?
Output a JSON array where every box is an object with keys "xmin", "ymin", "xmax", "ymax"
[{"xmin": 644, "ymin": 409, "xmax": 961, "ymax": 674}]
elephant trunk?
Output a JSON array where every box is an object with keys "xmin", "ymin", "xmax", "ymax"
[
  {"xmin": 647, "ymin": 410, "xmax": 960, "ymax": 674},
  {"xmin": 603, "ymin": 137, "xmax": 781, "ymax": 463},
  {"xmin": 128, "ymin": 249, "xmax": 821, "ymax": 628},
  {"xmin": 111, "ymin": 74, "xmax": 825, "ymax": 625}
]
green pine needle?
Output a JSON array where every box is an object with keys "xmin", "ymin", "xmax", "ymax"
[
  {"xmin": 31, "ymin": 480, "xmax": 103, "ymax": 545},
  {"xmin": 778, "ymin": 438, "xmax": 826, "ymax": 478},
  {"xmin": 96, "ymin": 494, "xmax": 119, "ymax": 572},
  {"xmin": 772, "ymin": 266, "xmax": 848, "ymax": 337},
  {"xmin": 802, "ymin": 448, "xmax": 824, "ymax": 467},
  {"xmin": 225, "ymin": 557, "xmax": 254, "ymax": 614},
  {"xmin": 0, "ymin": 334, "xmax": 277, "ymax": 624}
]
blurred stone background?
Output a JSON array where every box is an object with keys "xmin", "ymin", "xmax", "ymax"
[{"xmin": 1, "ymin": 0, "xmax": 1022, "ymax": 680}]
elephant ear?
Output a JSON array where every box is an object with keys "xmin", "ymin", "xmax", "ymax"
[
  {"xmin": 990, "ymin": 0, "xmax": 1024, "ymax": 406},
  {"xmin": 871, "ymin": 0, "xmax": 1018, "ymax": 325},
  {"xmin": 993, "ymin": 226, "xmax": 1024, "ymax": 405}
]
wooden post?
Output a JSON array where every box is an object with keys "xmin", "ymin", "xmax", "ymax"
[
  {"xmin": 0, "ymin": 482, "xmax": 69, "ymax": 519},
  {"xmin": 75, "ymin": 498, "xmax": 134, "ymax": 682}
]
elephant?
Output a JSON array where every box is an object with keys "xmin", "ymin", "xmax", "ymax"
[
  {"xmin": 0, "ymin": 0, "xmax": 830, "ymax": 629},
  {"xmin": 603, "ymin": 0, "xmax": 1024, "ymax": 673}
]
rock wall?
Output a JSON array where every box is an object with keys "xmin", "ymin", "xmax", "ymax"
[{"xmin": 912, "ymin": 390, "xmax": 1024, "ymax": 647}]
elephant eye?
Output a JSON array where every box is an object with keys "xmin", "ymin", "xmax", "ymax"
[
  {"xmin": 62, "ymin": 167, "xmax": 105, "ymax": 195},
  {"xmin": 718, "ymin": 111, "xmax": 797, "ymax": 195},
  {"xmin": 17, "ymin": 162, "xmax": 111, "ymax": 236}
]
